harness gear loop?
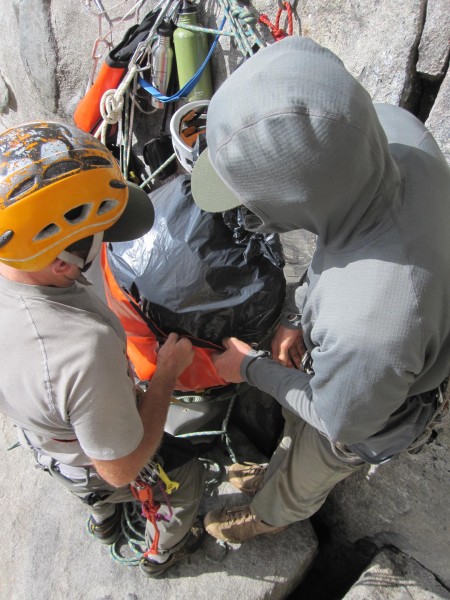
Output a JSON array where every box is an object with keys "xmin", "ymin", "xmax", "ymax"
[{"xmin": 259, "ymin": 2, "xmax": 294, "ymax": 42}]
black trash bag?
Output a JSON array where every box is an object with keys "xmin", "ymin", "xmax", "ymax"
[{"xmin": 107, "ymin": 175, "xmax": 286, "ymax": 346}]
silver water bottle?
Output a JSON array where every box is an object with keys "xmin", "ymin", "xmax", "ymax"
[{"xmin": 150, "ymin": 21, "xmax": 174, "ymax": 109}]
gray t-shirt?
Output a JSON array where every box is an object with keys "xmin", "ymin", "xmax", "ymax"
[{"xmin": 0, "ymin": 275, "xmax": 144, "ymax": 466}]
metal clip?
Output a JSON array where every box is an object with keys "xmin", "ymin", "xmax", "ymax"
[{"xmin": 301, "ymin": 350, "xmax": 314, "ymax": 375}]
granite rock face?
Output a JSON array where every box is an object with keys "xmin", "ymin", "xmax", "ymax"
[
  {"xmin": 343, "ymin": 548, "xmax": 450, "ymax": 600},
  {"xmin": 0, "ymin": 0, "xmax": 448, "ymax": 597},
  {"xmin": 320, "ymin": 425, "xmax": 450, "ymax": 588}
]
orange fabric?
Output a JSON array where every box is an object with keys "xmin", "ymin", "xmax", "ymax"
[
  {"xmin": 100, "ymin": 245, "xmax": 227, "ymax": 392},
  {"xmin": 74, "ymin": 62, "xmax": 125, "ymax": 133}
]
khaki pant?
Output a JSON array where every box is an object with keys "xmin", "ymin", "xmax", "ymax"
[{"xmin": 251, "ymin": 408, "xmax": 364, "ymax": 527}]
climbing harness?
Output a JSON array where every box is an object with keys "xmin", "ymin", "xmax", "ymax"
[
  {"xmin": 259, "ymin": 1, "xmax": 294, "ymax": 42},
  {"xmin": 407, "ymin": 377, "xmax": 450, "ymax": 454},
  {"xmin": 329, "ymin": 376, "xmax": 450, "ymax": 481}
]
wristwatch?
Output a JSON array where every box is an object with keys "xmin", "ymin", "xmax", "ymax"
[{"xmin": 246, "ymin": 349, "xmax": 271, "ymax": 367}]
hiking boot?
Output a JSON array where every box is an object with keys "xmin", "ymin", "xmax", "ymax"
[
  {"xmin": 87, "ymin": 505, "xmax": 122, "ymax": 545},
  {"xmin": 139, "ymin": 517, "xmax": 205, "ymax": 578},
  {"xmin": 228, "ymin": 461, "xmax": 267, "ymax": 495},
  {"xmin": 204, "ymin": 504, "xmax": 288, "ymax": 543}
]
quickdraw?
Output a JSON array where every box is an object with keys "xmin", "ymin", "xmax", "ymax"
[
  {"xmin": 130, "ymin": 462, "xmax": 179, "ymax": 556},
  {"xmin": 259, "ymin": 1, "xmax": 294, "ymax": 42}
]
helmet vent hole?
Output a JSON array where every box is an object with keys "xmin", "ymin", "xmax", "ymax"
[
  {"xmin": 10, "ymin": 178, "xmax": 35, "ymax": 201},
  {"xmin": 34, "ymin": 223, "xmax": 61, "ymax": 241},
  {"xmin": 84, "ymin": 156, "xmax": 112, "ymax": 168},
  {"xmin": 44, "ymin": 160, "xmax": 80, "ymax": 180},
  {"xmin": 97, "ymin": 199, "xmax": 118, "ymax": 215},
  {"xmin": 64, "ymin": 204, "xmax": 92, "ymax": 224}
]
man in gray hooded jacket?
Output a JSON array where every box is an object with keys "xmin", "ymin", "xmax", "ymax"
[{"xmin": 190, "ymin": 36, "xmax": 450, "ymax": 543}]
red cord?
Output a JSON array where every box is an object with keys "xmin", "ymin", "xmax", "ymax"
[
  {"xmin": 259, "ymin": 2, "xmax": 294, "ymax": 42},
  {"xmin": 131, "ymin": 480, "xmax": 161, "ymax": 556}
]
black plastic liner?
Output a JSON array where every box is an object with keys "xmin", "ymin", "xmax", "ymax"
[{"xmin": 107, "ymin": 175, "xmax": 286, "ymax": 347}]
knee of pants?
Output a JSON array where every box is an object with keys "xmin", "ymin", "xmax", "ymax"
[{"xmin": 154, "ymin": 458, "xmax": 206, "ymax": 508}]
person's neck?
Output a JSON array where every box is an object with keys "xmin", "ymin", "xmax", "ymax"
[{"xmin": 0, "ymin": 262, "xmax": 62, "ymax": 287}]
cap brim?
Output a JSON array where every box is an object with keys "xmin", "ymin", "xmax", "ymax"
[
  {"xmin": 103, "ymin": 182, "xmax": 154, "ymax": 242},
  {"xmin": 191, "ymin": 148, "xmax": 242, "ymax": 213}
]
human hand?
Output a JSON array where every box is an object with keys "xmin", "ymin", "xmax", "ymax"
[
  {"xmin": 271, "ymin": 325, "xmax": 306, "ymax": 369},
  {"xmin": 212, "ymin": 337, "xmax": 252, "ymax": 383},
  {"xmin": 157, "ymin": 333, "xmax": 195, "ymax": 379}
]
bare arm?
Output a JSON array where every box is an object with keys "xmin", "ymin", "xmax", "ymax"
[{"xmin": 90, "ymin": 333, "xmax": 194, "ymax": 487}]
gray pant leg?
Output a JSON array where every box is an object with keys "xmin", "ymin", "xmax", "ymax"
[
  {"xmin": 39, "ymin": 452, "xmax": 205, "ymax": 556},
  {"xmin": 251, "ymin": 415, "xmax": 364, "ymax": 527},
  {"xmin": 90, "ymin": 485, "xmax": 133, "ymax": 521},
  {"xmin": 262, "ymin": 406, "xmax": 299, "ymax": 482},
  {"xmin": 86, "ymin": 458, "xmax": 206, "ymax": 556},
  {"xmin": 145, "ymin": 457, "xmax": 206, "ymax": 556}
]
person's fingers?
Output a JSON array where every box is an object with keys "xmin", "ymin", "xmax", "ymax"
[
  {"xmin": 222, "ymin": 337, "xmax": 235, "ymax": 350},
  {"xmin": 289, "ymin": 346, "xmax": 302, "ymax": 368}
]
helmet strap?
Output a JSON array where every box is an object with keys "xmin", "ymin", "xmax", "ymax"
[
  {"xmin": 85, "ymin": 231, "xmax": 104, "ymax": 266},
  {"xmin": 57, "ymin": 231, "xmax": 104, "ymax": 270}
]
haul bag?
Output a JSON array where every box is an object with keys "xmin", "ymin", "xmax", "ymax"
[
  {"xmin": 103, "ymin": 175, "xmax": 285, "ymax": 391},
  {"xmin": 74, "ymin": 9, "xmax": 161, "ymax": 133},
  {"xmin": 101, "ymin": 243, "xmax": 227, "ymax": 391}
]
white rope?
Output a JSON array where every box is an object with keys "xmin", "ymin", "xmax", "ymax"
[{"xmin": 94, "ymin": 0, "xmax": 175, "ymax": 144}]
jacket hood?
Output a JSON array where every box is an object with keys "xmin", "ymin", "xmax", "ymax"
[{"xmin": 193, "ymin": 37, "xmax": 401, "ymax": 247}]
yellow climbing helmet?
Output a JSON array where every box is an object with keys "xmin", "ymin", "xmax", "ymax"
[{"xmin": 0, "ymin": 121, "xmax": 153, "ymax": 271}]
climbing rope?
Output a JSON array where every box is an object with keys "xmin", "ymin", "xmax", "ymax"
[
  {"xmin": 86, "ymin": 458, "xmax": 225, "ymax": 567},
  {"xmin": 173, "ymin": 391, "xmax": 238, "ymax": 463},
  {"xmin": 259, "ymin": 1, "xmax": 294, "ymax": 42},
  {"xmin": 94, "ymin": 0, "xmax": 267, "ymax": 147},
  {"xmin": 216, "ymin": 0, "xmax": 266, "ymax": 57},
  {"xmin": 95, "ymin": 0, "xmax": 176, "ymax": 146}
]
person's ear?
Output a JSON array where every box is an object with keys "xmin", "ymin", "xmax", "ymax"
[{"xmin": 51, "ymin": 258, "xmax": 74, "ymax": 276}]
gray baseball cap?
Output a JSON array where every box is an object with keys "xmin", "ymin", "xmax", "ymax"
[{"xmin": 191, "ymin": 36, "xmax": 388, "ymax": 238}]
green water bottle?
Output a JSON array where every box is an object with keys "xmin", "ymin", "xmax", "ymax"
[{"xmin": 173, "ymin": 0, "xmax": 213, "ymax": 101}]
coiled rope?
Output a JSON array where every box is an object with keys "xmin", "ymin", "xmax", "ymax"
[{"xmin": 85, "ymin": 458, "xmax": 225, "ymax": 566}]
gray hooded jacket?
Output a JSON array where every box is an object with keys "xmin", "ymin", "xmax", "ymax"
[{"xmin": 201, "ymin": 37, "xmax": 450, "ymax": 463}]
